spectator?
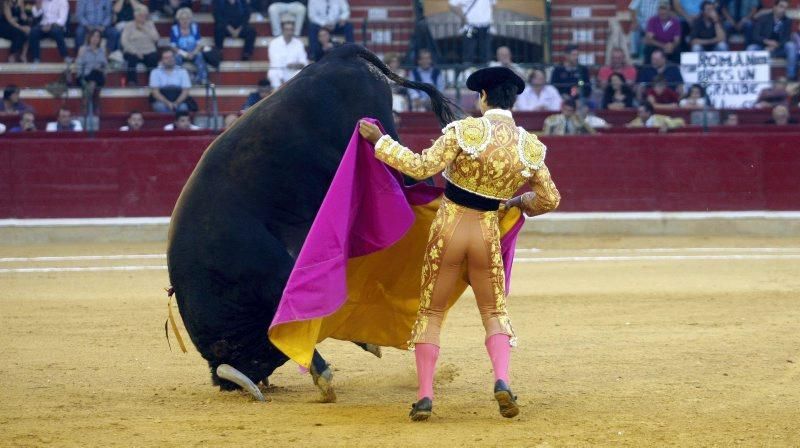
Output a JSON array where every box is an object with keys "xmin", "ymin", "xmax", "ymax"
[
  {"xmin": 171, "ymin": 8, "xmax": 208, "ymax": 85},
  {"xmin": 767, "ymin": 104, "xmax": 797, "ymax": 124},
  {"xmin": 223, "ymin": 112, "xmax": 238, "ymax": 129},
  {"xmin": 578, "ymin": 103, "xmax": 611, "ymax": 129},
  {"xmin": 679, "ymin": 84, "xmax": 709, "ymax": 108},
  {"xmin": 150, "ymin": 0, "xmax": 191, "ymax": 17},
  {"xmin": 29, "ymin": 0, "xmax": 69, "ymax": 63},
  {"xmin": 629, "ymin": 0, "xmax": 662, "ymax": 58},
  {"xmin": 646, "ymin": 75, "xmax": 680, "ymax": 109},
  {"xmin": 241, "ymin": 78, "xmax": 273, "ymax": 111},
  {"xmin": 267, "ymin": 21, "xmax": 308, "ymax": 88},
  {"xmin": 644, "ymin": 0, "xmax": 682, "ymax": 64},
  {"xmin": 748, "ymin": 0, "xmax": 796, "ymax": 81},
  {"xmin": 46, "ymin": 107, "xmax": 83, "ymax": 131},
  {"xmin": 408, "ymin": 49, "xmax": 445, "ymax": 112},
  {"xmin": 449, "ymin": 0, "xmax": 494, "ymax": 64},
  {"xmin": 598, "ymin": 47, "xmax": 637, "ymax": 87},
  {"xmin": 9, "ymin": 110, "xmax": 36, "ymax": 131},
  {"xmin": 637, "ymin": 48, "xmax": 684, "ymax": 95},
  {"xmin": 267, "ymin": 0, "xmax": 306, "ymax": 37},
  {"xmin": 690, "ymin": 1, "xmax": 728, "ymax": 52},
  {"xmin": 722, "ymin": 111, "xmax": 739, "ymax": 125},
  {"xmin": 307, "ymin": 0, "xmax": 353, "ymax": 61},
  {"xmin": 310, "ymin": 26, "xmax": 339, "ymax": 62},
  {"xmin": 627, "ymin": 101, "xmax": 685, "ymax": 130},
  {"xmin": 514, "ymin": 69, "xmax": 562, "ymax": 112},
  {"xmin": 2, "ymin": 84, "xmax": 32, "ymax": 114},
  {"xmin": 755, "ymin": 78, "xmax": 789, "ymax": 108},
  {"xmin": 164, "ymin": 109, "xmax": 201, "ymax": 130},
  {"xmin": 0, "ymin": 0, "xmax": 29, "ymax": 62},
  {"xmin": 149, "ymin": 48, "xmax": 193, "ymax": 113},
  {"xmin": 550, "ymin": 44, "xmax": 591, "ymax": 99},
  {"xmin": 113, "ymin": 0, "xmax": 145, "ymax": 31},
  {"xmin": 720, "ymin": 0, "xmax": 760, "ymax": 42},
  {"xmin": 0, "ymin": 122, "xmax": 5, "ymax": 134},
  {"xmin": 393, "ymin": 110, "xmax": 401, "ymax": 129},
  {"xmin": 121, "ymin": 5, "xmax": 160, "ymax": 86},
  {"xmin": 76, "ymin": 29, "xmax": 108, "ymax": 114},
  {"xmin": 602, "ymin": 73, "xmax": 636, "ymax": 110},
  {"xmin": 489, "ymin": 46, "xmax": 525, "ymax": 77},
  {"xmin": 214, "ymin": 0, "xmax": 257, "ymax": 61},
  {"xmin": 119, "ymin": 110, "xmax": 144, "ymax": 130},
  {"xmin": 673, "ymin": 0, "xmax": 705, "ymax": 47},
  {"xmin": 542, "ymin": 99, "xmax": 596, "ymax": 135},
  {"xmin": 75, "ymin": 0, "xmax": 119, "ymax": 53}
]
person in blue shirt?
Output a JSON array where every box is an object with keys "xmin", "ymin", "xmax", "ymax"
[
  {"xmin": 171, "ymin": 7, "xmax": 208, "ymax": 85},
  {"xmin": 241, "ymin": 78, "xmax": 272, "ymax": 111}
]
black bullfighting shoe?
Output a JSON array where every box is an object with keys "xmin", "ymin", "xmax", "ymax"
[
  {"xmin": 493, "ymin": 380, "xmax": 520, "ymax": 418},
  {"xmin": 409, "ymin": 397, "xmax": 433, "ymax": 421}
]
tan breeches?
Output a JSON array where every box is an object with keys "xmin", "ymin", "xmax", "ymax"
[{"xmin": 408, "ymin": 198, "xmax": 515, "ymax": 349}]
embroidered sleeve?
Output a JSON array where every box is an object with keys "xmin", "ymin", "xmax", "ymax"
[
  {"xmin": 520, "ymin": 164, "xmax": 561, "ymax": 217},
  {"xmin": 374, "ymin": 128, "xmax": 460, "ymax": 180}
]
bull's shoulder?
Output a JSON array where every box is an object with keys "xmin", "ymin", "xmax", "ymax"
[{"xmin": 442, "ymin": 116, "xmax": 491, "ymax": 157}]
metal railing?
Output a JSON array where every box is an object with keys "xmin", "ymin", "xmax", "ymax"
[{"xmin": 361, "ymin": 18, "xmax": 549, "ymax": 66}]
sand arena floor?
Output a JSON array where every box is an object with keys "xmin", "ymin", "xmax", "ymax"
[{"xmin": 1, "ymin": 235, "xmax": 799, "ymax": 447}]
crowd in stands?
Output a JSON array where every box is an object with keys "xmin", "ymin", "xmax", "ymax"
[{"xmin": 1, "ymin": 0, "xmax": 800, "ymax": 136}]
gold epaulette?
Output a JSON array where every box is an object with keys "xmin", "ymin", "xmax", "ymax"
[{"xmin": 442, "ymin": 117, "xmax": 492, "ymax": 158}]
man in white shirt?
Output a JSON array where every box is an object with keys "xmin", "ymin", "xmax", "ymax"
[
  {"xmin": 267, "ymin": 0, "xmax": 307, "ymax": 37},
  {"xmin": 514, "ymin": 69, "xmax": 562, "ymax": 112},
  {"xmin": 46, "ymin": 107, "xmax": 84, "ymax": 132},
  {"xmin": 30, "ymin": 0, "xmax": 70, "ymax": 63},
  {"xmin": 488, "ymin": 46, "xmax": 525, "ymax": 78},
  {"xmin": 268, "ymin": 21, "xmax": 309, "ymax": 88},
  {"xmin": 449, "ymin": 0, "xmax": 495, "ymax": 64},
  {"xmin": 307, "ymin": 0, "xmax": 353, "ymax": 60},
  {"xmin": 163, "ymin": 110, "xmax": 202, "ymax": 130},
  {"xmin": 149, "ymin": 49, "xmax": 193, "ymax": 113}
]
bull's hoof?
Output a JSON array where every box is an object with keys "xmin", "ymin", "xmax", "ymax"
[
  {"xmin": 364, "ymin": 343, "xmax": 382, "ymax": 358},
  {"xmin": 310, "ymin": 363, "xmax": 336, "ymax": 403}
]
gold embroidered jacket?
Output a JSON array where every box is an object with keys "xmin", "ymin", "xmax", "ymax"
[{"xmin": 374, "ymin": 110, "xmax": 561, "ymax": 216}]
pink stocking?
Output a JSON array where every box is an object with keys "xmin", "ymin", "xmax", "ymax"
[
  {"xmin": 485, "ymin": 334, "xmax": 511, "ymax": 384},
  {"xmin": 414, "ymin": 343, "xmax": 440, "ymax": 400}
]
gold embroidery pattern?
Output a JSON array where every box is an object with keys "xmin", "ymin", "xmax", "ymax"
[
  {"xmin": 479, "ymin": 212, "xmax": 517, "ymax": 346},
  {"xmin": 374, "ymin": 130, "xmax": 459, "ymax": 180},
  {"xmin": 408, "ymin": 199, "xmax": 462, "ymax": 350},
  {"xmin": 444, "ymin": 118, "xmax": 548, "ymax": 200},
  {"xmin": 520, "ymin": 165, "xmax": 561, "ymax": 217},
  {"xmin": 444, "ymin": 117, "xmax": 492, "ymax": 157}
]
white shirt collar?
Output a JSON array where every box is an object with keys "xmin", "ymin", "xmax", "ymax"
[{"xmin": 484, "ymin": 109, "xmax": 513, "ymax": 118}]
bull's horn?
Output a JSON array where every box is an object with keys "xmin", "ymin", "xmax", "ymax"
[{"xmin": 216, "ymin": 364, "xmax": 266, "ymax": 402}]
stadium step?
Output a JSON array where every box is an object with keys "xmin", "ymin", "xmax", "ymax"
[
  {"xmin": 18, "ymin": 86, "xmax": 252, "ymax": 114},
  {"xmin": 0, "ymin": 61, "xmax": 268, "ymax": 86}
]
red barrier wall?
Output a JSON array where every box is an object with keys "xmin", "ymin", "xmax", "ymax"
[{"xmin": 1, "ymin": 132, "xmax": 798, "ymax": 218}]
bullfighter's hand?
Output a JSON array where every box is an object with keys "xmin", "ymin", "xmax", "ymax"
[{"xmin": 359, "ymin": 120, "xmax": 383, "ymax": 144}]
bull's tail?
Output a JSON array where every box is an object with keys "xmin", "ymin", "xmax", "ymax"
[{"xmin": 341, "ymin": 45, "xmax": 463, "ymax": 127}]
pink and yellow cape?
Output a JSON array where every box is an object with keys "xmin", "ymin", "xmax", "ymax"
[{"xmin": 268, "ymin": 120, "xmax": 525, "ymax": 368}]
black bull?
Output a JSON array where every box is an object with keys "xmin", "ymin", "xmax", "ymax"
[{"xmin": 167, "ymin": 44, "xmax": 459, "ymax": 391}]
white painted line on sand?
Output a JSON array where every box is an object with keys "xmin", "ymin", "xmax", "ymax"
[
  {"xmin": 0, "ymin": 254, "xmax": 167, "ymax": 263},
  {"xmin": 515, "ymin": 247, "xmax": 800, "ymax": 254},
  {"xmin": 2, "ymin": 253, "xmax": 800, "ymax": 273},
  {"xmin": 0, "ymin": 265, "xmax": 167, "ymax": 273},
  {"xmin": 516, "ymin": 254, "xmax": 800, "ymax": 263}
]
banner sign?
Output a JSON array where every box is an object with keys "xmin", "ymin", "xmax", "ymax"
[{"xmin": 680, "ymin": 51, "xmax": 771, "ymax": 108}]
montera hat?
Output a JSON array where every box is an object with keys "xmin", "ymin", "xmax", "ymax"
[{"xmin": 466, "ymin": 66, "xmax": 526, "ymax": 94}]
